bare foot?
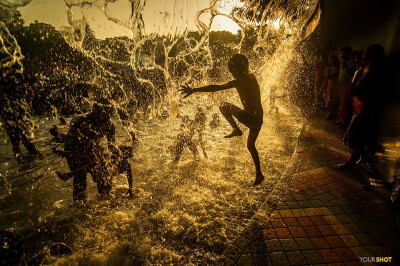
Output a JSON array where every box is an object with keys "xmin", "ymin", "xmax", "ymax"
[
  {"xmin": 224, "ymin": 128, "xmax": 242, "ymax": 138},
  {"xmin": 253, "ymin": 173, "xmax": 264, "ymax": 186}
]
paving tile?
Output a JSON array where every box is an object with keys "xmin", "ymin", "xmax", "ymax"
[
  {"xmin": 328, "ymin": 207, "xmax": 345, "ymax": 215},
  {"xmin": 270, "ymin": 252, "xmax": 290, "ymax": 265},
  {"xmin": 302, "ymin": 250, "xmax": 325, "ymax": 264},
  {"xmin": 303, "ymin": 208, "xmax": 320, "ymax": 216},
  {"xmin": 283, "ymin": 217, "xmax": 300, "ymax": 227},
  {"xmin": 237, "ymin": 254, "xmax": 254, "ymax": 266},
  {"xmin": 323, "ymin": 215, "xmax": 341, "ymax": 225},
  {"xmin": 297, "ymin": 216, "xmax": 313, "ymax": 226},
  {"xmin": 270, "ymin": 218, "xmax": 286, "ymax": 228},
  {"xmin": 331, "ymin": 224, "xmax": 351, "ymax": 235},
  {"xmin": 275, "ymin": 227, "xmax": 292, "ymax": 238},
  {"xmin": 279, "ymin": 209, "xmax": 295, "ymax": 218},
  {"xmin": 261, "ymin": 229, "xmax": 277, "ymax": 240},
  {"xmin": 298, "ymin": 200, "xmax": 312, "ymax": 208},
  {"xmin": 291, "ymin": 208, "xmax": 307, "ymax": 217},
  {"xmin": 252, "ymin": 253, "xmax": 272, "ymax": 266},
  {"xmin": 286, "ymin": 250, "xmax": 308, "ymax": 265},
  {"xmin": 304, "ymin": 226, "xmax": 322, "ymax": 237},
  {"xmin": 249, "ymin": 241, "xmax": 268, "ymax": 254},
  {"xmin": 315, "ymin": 207, "xmax": 332, "ymax": 215},
  {"xmin": 286, "ymin": 201, "xmax": 301, "ymax": 209},
  {"xmin": 223, "ymin": 245, "xmax": 242, "ymax": 262},
  {"xmin": 334, "ymin": 247, "xmax": 359, "ymax": 262},
  {"xmin": 292, "ymin": 193, "xmax": 307, "ymax": 201},
  {"xmin": 244, "ymin": 247, "xmax": 252, "ymax": 254},
  {"xmin": 270, "ymin": 210, "xmax": 281, "ymax": 218},
  {"xmin": 310, "ymin": 236, "xmax": 331, "ymax": 249},
  {"xmin": 340, "ymin": 235, "xmax": 361, "ymax": 247},
  {"xmin": 310, "ymin": 215, "xmax": 328, "ymax": 226},
  {"xmin": 317, "ymin": 225, "xmax": 337, "ymax": 236},
  {"xmin": 279, "ymin": 238, "xmax": 299, "ymax": 251},
  {"xmin": 319, "ymin": 249, "xmax": 341, "ymax": 263},
  {"xmin": 253, "ymin": 231, "xmax": 264, "ymax": 241},
  {"xmin": 350, "ymin": 247, "xmax": 372, "ymax": 258},
  {"xmin": 241, "ymin": 228, "xmax": 259, "ymax": 240},
  {"xmin": 325, "ymin": 235, "xmax": 347, "ymax": 248},
  {"xmin": 265, "ymin": 239, "xmax": 284, "ymax": 252},
  {"xmin": 215, "ymin": 256, "xmax": 234, "ymax": 266},
  {"xmin": 277, "ymin": 201, "xmax": 289, "ymax": 210},
  {"xmin": 288, "ymin": 227, "xmax": 307, "ymax": 238},
  {"xmin": 283, "ymin": 194, "xmax": 296, "ymax": 202},
  {"xmin": 343, "ymin": 224, "xmax": 363, "ymax": 234},
  {"xmin": 295, "ymin": 238, "xmax": 315, "ymax": 250},
  {"xmin": 233, "ymin": 236, "xmax": 251, "ymax": 250},
  {"xmin": 336, "ymin": 214, "xmax": 353, "ymax": 224}
]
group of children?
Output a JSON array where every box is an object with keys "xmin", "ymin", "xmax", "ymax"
[{"xmin": 2, "ymin": 53, "xmax": 267, "ymax": 204}]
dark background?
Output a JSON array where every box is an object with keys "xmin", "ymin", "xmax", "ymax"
[{"xmin": 308, "ymin": 0, "xmax": 400, "ymax": 55}]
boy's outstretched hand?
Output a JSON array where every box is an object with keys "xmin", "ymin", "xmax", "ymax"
[{"xmin": 179, "ymin": 84, "xmax": 195, "ymax": 98}]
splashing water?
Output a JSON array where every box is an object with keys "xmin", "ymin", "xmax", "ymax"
[{"xmin": 0, "ymin": 0, "xmax": 320, "ymax": 264}]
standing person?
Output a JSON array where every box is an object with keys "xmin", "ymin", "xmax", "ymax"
[
  {"xmin": 338, "ymin": 46, "xmax": 355, "ymax": 101},
  {"xmin": 339, "ymin": 50, "xmax": 363, "ymax": 127},
  {"xmin": 337, "ymin": 44, "xmax": 387, "ymax": 170},
  {"xmin": 0, "ymin": 90, "xmax": 38, "ymax": 160},
  {"xmin": 55, "ymin": 99, "xmax": 116, "ymax": 204},
  {"xmin": 314, "ymin": 53, "xmax": 328, "ymax": 107},
  {"xmin": 336, "ymin": 46, "xmax": 355, "ymax": 125},
  {"xmin": 322, "ymin": 55, "xmax": 340, "ymax": 120},
  {"xmin": 180, "ymin": 54, "xmax": 264, "ymax": 186},
  {"xmin": 173, "ymin": 108, "xmax": 208, "ymax": 162}
]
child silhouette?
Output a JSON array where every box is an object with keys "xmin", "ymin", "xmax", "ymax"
[{"xmin": 180, "ymin": 54, "xmax": 264, "ymax": 186}]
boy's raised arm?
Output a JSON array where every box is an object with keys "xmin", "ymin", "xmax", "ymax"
[{"xmin": 180, "ymin": 80, "xmax": 236, "ymax": 98}]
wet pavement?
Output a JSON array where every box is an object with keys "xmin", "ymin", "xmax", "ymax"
[{"xmin": 217, "ymin": 110, "xmax": 400, "ymax": 265}]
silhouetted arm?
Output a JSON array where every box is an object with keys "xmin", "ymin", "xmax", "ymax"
[{"xmin": 180, "ymin": 80, "xmax": 236, "ymax": 98}]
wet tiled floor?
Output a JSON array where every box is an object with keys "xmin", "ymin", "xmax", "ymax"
[{"xmin": 217, "ymin": 115, "xmax": 400, "ymax": 265}]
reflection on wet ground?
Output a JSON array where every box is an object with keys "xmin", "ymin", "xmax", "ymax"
[{"xmin": 0, "ymin": 102, "xmax": 302, "ymax": 264}]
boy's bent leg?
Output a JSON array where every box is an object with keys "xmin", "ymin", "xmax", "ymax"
[
  {"xmin": 247, "ymin": 129, "xmax": 264, "ymax": 186},
  {"xmin": 174, "ymin": 136, "xmax": 185, "ymax": 161},
  {"xmin": 219, "ymin": 102, "xmax": 243, "ymax": 138}
]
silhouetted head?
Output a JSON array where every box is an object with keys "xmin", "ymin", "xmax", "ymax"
[
  {"xmin": 49, "ymin": 126, "xmax": 59, "ymax": 137},
  {"xmin": 339, "ymin": 46, "xmax": 352, "ymax": 62},
  {"xmin": 228, "ymin": 54, "xmax": 249, "ymax": 78},
  {"xmin": 328, "ymin": 55, "xmax": 340, "ymax": 67},
  {"xmin": 363, "ymin": 44, "xmax": 385, "ymax": 66}
]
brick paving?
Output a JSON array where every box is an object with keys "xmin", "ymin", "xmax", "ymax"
[{"xmin": 217, "ymin": 114, "xmax": 400, "ymax": 265}]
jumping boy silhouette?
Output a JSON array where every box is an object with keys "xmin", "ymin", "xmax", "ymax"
[{"xmin": 180, "ymin": 54, "xmax": 264, "ymax": 186}]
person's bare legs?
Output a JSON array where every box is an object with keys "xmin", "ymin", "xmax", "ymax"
[
  {"xmin": 248, "ymin": 129, "xmax": 264, "ymax": 186},
  {"xmin": 219, "ymin": 102, "xmax": 243, "ymax": 138}
]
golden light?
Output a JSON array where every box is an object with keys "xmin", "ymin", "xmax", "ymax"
[
  {"xmin": 273, "ymin": 18, "xmax": 281, "ymax": 30},
  {"xmin": 213, "ymin": 0, "xmax": 245, "ymax": 15},
  {"xmin": 211, "ymin": 15, "xmax": 241, "ymax": 33}
]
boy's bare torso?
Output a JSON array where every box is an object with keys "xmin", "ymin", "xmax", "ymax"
[{"xmin": 231, "ymin": 73, "xmax": 263, "ymax": 117}]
